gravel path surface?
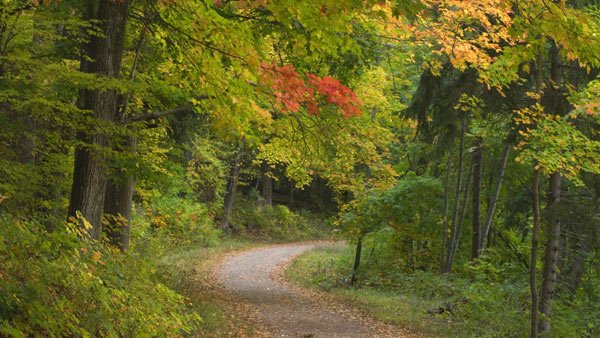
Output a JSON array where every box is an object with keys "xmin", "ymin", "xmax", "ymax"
[{"xmin": 216, "ymin": 242, "xmax": 410, "ymax": 338}]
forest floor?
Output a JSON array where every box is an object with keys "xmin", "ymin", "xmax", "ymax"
[{"xmin": 213, "ymin": 242, "xmax": 418, "ymax": 338}]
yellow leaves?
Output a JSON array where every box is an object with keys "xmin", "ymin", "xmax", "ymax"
[
  {"xmin": 251, "ymin": 101, "xmax": 272, "ymax": 125},
  {"xmin": 525, "ymin": 91, "xmax": 541, "ymax": 101},
  {"xmin": 152, "ymin": 215, "xmax": 168, "ymax": 229},
  {"xmin": 236, "ymin": 0, "xmax": 269, "ymax": 10},
  {"xmin": 572, "ymin": 80, "xmax": 600, "ymax": 119},
  {"xmin": 515, "ymin": 104, "xmax": 600, "ymax": 185},
  {"xmin": 353, "ymin": 67, "xmax": 391, "ymax": 111},
  {"xmin": 416, "ymin": 0, "xmax": 515, "ymax": 77},
  {"xmin": 454, "ymin": 94, "xmax": 483, "ymax": 113},
  {"xmin": 513, "ymin": 103, "xmax": 544, "ymax": 128}
]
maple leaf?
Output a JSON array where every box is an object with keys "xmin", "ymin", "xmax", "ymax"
[{"xmin": 260, "ymin": 62, "xmax": 362, "ymax": 117}]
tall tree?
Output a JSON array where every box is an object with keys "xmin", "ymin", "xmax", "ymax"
[
  {"xmin": 471, "ymin": 136, "xmax": 483, "ymax": 259},
  {"xmin": 68, "ymin": 0, "xmax": 130, "ymax": 238}
]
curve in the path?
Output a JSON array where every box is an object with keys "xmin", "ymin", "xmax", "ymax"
[{"xmin": 216, "ymin": 243, "xmax": 375, "ymax": 338}]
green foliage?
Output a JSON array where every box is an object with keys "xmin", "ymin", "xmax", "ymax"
[
  {"xmin": 516, "ymin": 107, "xmax": 600, "ymax": 184},
  {"xmin": 340, "ymin": 174, "xmax": 443, "ymax": 240},
  {"xmin": 186, "ymin": 137, "xmax": 228, "ymax": 206},
  {"xmin": 0, "ymin": 216, "xmax": 201, "ymax": 337},
  {"xmin": 1, "ymin": 0, "xmax": 599, "ymax": 336},
  {"xmin": 289, "ymin": 245, "xmax": 530, "ymax": 337},
  {"xmin": 139, "ymin": 193, "xmax": 220, "ymax": 247},
  {"xmin": 229, "ymin": 192, "xmax": 331, "ymax": 241}
]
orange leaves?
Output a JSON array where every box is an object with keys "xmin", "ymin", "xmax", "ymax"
[
  {"xmin": 577, "ymin": 102, "xmax": 600, "ymax": 117},
  {"xmin": 260, "ymin": 62, "xmax": 362, "ymax": 117},
  {"xmin": 414, "ymin": 0, "xmax": 514, "ymax": 74},
  {"xmin": 31, "ymin": 0, "xmax": 56, "ymax": 5},
  {"xmin": 92, "ymin": 251, "xmax": 105, "ymax": 266}
]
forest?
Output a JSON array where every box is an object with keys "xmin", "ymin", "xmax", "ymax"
[{"xmin": 0, "ymin": 0, "xmax": 599, "ymax": 337}]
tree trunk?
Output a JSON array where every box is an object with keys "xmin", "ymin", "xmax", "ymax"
[
  {"xmin": 448, "ymin": 160, "xmax": 472, "ymax": 270},
  {"xmin": 471, "ymin": 137, "xmax": 483, "ymax": 259},
  {"xmin": 440, "ymin": 141, "xmax": 453, "ymax": 273},
  {"xmin": 538, "ymin": 40, "xmax": 565, "ymax": 337},
  {"xmin": 442, "ymin": 118, "xmax": 466, "ymax": 274},
  {"xmin": 103, "ymin": 136, "xmax": 137, "ymax": 251},
  {"xmin": 350, "ymin": 236, "xmax": 363, "ymax": 286},
  {"xmin": 102, "ymin": 8, "xmax": 149, "ymax": 251},
  {"xmin": 538, "ymin": 172, "xmax": 561, "ymax": 336},
  {"xmin": 68, "ymin": 0, "xmax": 130, "ymax": 239},
  {"xmin": 479, "ymin": 142, "xmax": 510, "ymax": 251},
  {"xmin": 261, "ymin": 161, "xmax": 273, "ymax": 206},
  {"xmin": 565, "ymin": 239, "xmax": 588, "ymax": 297},
  {"xmin": 530, "ymin": 168, "xmax": 541, "ymax": 338},
  {"xmin": 221, "ymin": 143, "xmax": 244, "ymax": 232}
]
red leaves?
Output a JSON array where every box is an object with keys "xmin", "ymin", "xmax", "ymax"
[
  {"xmin": 261, "ymin": 63, "xmax": 311, "ymax": 113},
  {"xmin": 307, "ymin": 75, "xmax": 361, "ymax": 117},
  {"xmin": 260, "ymin": 62, "xmax": 361, "ymax": 117}
]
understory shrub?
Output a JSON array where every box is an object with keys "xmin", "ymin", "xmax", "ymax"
[
  {"xmin": 0, "ymin": 216, "xmax": 201, "ymax": 337},
  {"xmin": 230, "ymin": 192, "xmax": 330, "ymax": 241},
  {"xmin": 141, "ymin": 192, "xmax": 220, "ymax": 246}
]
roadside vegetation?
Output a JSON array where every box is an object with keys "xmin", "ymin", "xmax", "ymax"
[{"xmin": 289, "ymin": 242, "xmax": 599, "ymax": 338}]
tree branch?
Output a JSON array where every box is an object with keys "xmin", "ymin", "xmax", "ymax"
[{"xmin": 126, "ymin": 94, "xmax": 211, "ymax": 123}]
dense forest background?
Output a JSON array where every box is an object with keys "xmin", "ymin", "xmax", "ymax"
[{"xmin": 1, "ymin": 0, "xmax": 599, "ymax": 337}]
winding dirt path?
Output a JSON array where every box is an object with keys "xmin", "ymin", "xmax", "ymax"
[{"xmin": 215, "ymin": 242, "xmax": 413, "ymax": 338}]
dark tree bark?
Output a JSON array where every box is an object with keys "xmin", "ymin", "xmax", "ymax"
[
  {"xmin": 479, "ymin": 142, "xmax": 510, "ymax": 251},
  {"xmin": 221, "ymin": 143, "xmax": 244, "ymax": 232},
  {"xmin": 103, "ymin": 136, "xmax": 137, "ymax": 251},
  {"xmin": 530, "ymin": 168, "xmax": 541, "ymax": 338},
  {"xmin": 471, "ymin": 137, "xmax": 483, "ymax": 259},
  {"xmin": 442, "ymin": 118, "xmax": 466, "ymax": 273},
  {"xmin": 565, "ymin": 239, "xmax": 588, "ymax": 297},
  {"xmin": 103, "ymin": 6, "xmax": 150, "ymax": 251},
  {"xmin": 68, "ymin": 0, "xmax": 130, "ymax": 239},
  {"xmin": 448, "ymin": 160, "xmax": 472, "ymax": 270},
  {"xmin": 538, "ymin": 172, "xmax": 561, "ymax": 336},
  {"xmin": 350, "ymin": 236, "xmax": 363, "ymax": 286},
  {"xmin": 538, "ymin": 40, "xmax": 566, "ymax": 337},
  {"xmin": 440, "ymin": 141, "xmax": 453, "ymax": 273},
  {"xmin": 261, "ymin": 161, "xmax": 273, "ymax": 206}
]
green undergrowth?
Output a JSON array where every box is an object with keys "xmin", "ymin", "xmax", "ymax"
[
  {"xmin": 0, "ymin": 187, "xmax": 330, "ymax": 337},
  {"xmin": 229, "ymin": 192, "xmax": 333, "ymax": 242},
  {"xmin": 286, "ymin": 244, "xmax": 528, "ymax": 338},
  {"xmin": 287, "ymin": 243, "xmax": 599, "ymax": 338},
  {"xmin": 0, "ymin": 216, "xmax": 203, "ymax": 337}
]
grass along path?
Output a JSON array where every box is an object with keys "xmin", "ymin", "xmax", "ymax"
[
  {"xmin": 215, "ymin": 241, "xmax": 415, "ymax": 337},
  {"xmin": 286, "ymin": 243, "xmax": 469, "ymax": 338},
  {"xmin": 160, "ymin": 239, "xmax": 267, "ymax": 337}
]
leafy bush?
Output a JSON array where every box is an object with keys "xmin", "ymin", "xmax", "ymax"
[
  {"xmin": 288, "ymin": 244, "xmax": 532, "ymax": 337},
  {"xmin": 229, "ymin": 192, "xmax": 330, "ymax": 241},
  {"xmin": 141, "ymin": 193, "xmax": 220, "ymax": 246},
  {"xmin": 339, "ymin": 174, "xmax": 443, "ymax": 271},
  {"xmin": 186, "ymin": 138, "xmax": 228, "ymax": 206},
  {"xmin": 0, "ymin": 216, "xmax": 201, "ymax": 337}
]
